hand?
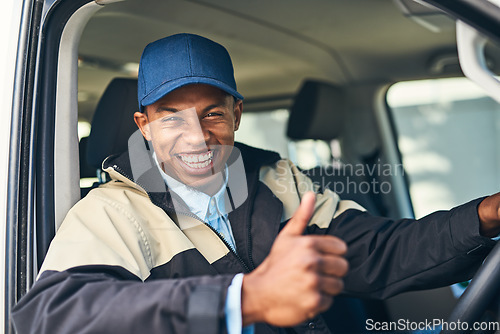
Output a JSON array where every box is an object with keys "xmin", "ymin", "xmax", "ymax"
[
  {"xmin": 478, "ymin": 192, "xmax": 500, "ymax": 237},
  {"xmin": 241, "ymin": 192, "xmax": 349, "ymax": 327}
]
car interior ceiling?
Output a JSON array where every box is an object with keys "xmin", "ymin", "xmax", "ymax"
[{"xmin": 77, "ymin": 0, "xmax": 481, "ymax": 122}]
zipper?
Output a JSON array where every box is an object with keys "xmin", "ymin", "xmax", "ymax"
[
  {"xmin": 110, "ymin": 164, "xmax": 251, "ymax": 273},
  {"xmin": 195, "ymin": 214, "xmax": 251, "ymax": 273},
  {"xmin": 162, "ymin": 205, "xmax": 251, "ymax": 273}
]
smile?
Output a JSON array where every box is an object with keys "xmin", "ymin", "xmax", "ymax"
[{"xmin": 177, "ymin": 151, "xmax": 213, "ymax": 169}]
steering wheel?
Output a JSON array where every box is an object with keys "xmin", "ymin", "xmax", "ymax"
[{"xmin": 440, "ymin": 241, "xmax": 500, "ymax": 334}]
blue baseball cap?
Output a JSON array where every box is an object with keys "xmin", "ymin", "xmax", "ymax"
[{"xmin": 138, "ymin": 33, "xmax": 244, "ymax": 111}]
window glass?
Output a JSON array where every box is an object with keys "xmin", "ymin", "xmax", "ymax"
[
  {"xmin": 235, "ymin": 109, "xmax": 290, "ymax": 159},
  {"xmin": 388, "ymin": 77, "xmax": 500, "ymax": 219},
  {"xmin": 235, "ymin": 109, "xmax": 331, "ymax": 169},
  {"xmin": 78, "ymin": 121, "xmax": 91, "ymax": 140},
  {"xmin": 388, "ymin": 77, "xmax": 500, "ymax": 297},
  {"xmin": 78, "ymin": 121, "xmax": 97, "ymax": 188}
]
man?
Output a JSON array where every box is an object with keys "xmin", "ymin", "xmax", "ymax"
[{"xmin": 12, "ymin": 33, "xmax": 500, "ymax": 334}]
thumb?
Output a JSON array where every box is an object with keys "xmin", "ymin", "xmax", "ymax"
[{"xmin": 280, "ymin": 191, "xmax": 316, "ymax": 236}]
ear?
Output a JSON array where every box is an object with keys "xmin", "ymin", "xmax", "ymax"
[
  {"xmin": 134, "ymin": 110, "xmax": 152, "ymax": 141},
  {"xmin": 233, "ymin": 100, "xmax": 243, "ymax": 131}
]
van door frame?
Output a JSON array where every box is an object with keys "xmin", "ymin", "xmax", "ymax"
[{"xmin": 5, "ymin": 0, "xmax": 94, "ymax": 332}]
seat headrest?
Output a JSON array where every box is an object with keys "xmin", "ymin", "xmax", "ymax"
[
  {"xmin": 87, "ymin": 78, "xmax": 139, "ymax": 169},
  {"xmin": 287, "ymin": 80, "xmax": 345, "ymax": 141}
]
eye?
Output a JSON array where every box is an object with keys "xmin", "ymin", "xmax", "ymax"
[
  {"xmin": 205, "ymin": 112, "xmax": 223, "ymax": 118},
  {"xmin": 160, "ymin": 115, "xmax": 184, "ymax": 126},
  {"xmin": 161, "ymin": 116, "xmax": 181, "ymax": 122}
]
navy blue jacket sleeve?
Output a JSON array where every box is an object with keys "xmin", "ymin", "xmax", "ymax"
[
  {"xmin": 11, "ymin": 266, "xmax": 234, "ymax": 334},
  {"xmin": 307, "ymin": 198, "xmax": 496, "ymax": 299}
]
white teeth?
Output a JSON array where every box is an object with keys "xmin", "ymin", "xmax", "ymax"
[{"xmin": 179, "ymin": 151, "xmax": 213, "ymax": 168}]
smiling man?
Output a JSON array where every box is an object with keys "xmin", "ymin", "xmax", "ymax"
[
  {"xmin": 11, "ymin": 33, "xmax": 500, "ymax": 334},
  {"xmin": 134, "ymin": 84, "xmax": 242, "ymax": 194}
]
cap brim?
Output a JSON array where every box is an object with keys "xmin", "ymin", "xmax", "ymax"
[{"xmin": 140, "ymin": 77, "xmax": 244, "ymax": 108}]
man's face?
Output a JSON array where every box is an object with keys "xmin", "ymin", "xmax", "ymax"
[{"xmin": 134, "ymin": 84, "xmax": 242, "ymax": 192}]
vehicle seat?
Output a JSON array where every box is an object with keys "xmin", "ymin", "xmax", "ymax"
[
  {"xmin": 81, "ymin": 78, "xmax": 139, "ymax": 194},
  {"xmin": 79, "ymin": 136, "xmax": 99, "ymax": 197},
  {"xmin": 287, "ymin": 80, "xmax": 391, "ymax": 330},
  {"xmin": 287, "ymin": 80, "xmax": 386, "ymax": 216},
  {"xmin": 79, "ymin": 136, "xmax": 96, "ymax": 179}
]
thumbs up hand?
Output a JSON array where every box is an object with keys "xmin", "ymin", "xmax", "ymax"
[{"xmin": 241, "ymin": 192, "xmax": 349, "ymax": 327}]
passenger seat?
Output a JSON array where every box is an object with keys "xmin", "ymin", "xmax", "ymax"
[
  {"xmin": 287, "ymin": 79, "xmax": 391, "ymax": 331},
  {"xmin": 81, "ymin": 77, "xmax": 139, "ymax": 195},
  {"xmin": 287, "ymin": 80, "xmax": 386, "ymax": 216}
]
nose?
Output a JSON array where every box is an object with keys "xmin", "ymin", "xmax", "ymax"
[{"xmin": 182, "ymin": 116, "xmax": 210, "ymax": 147}]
